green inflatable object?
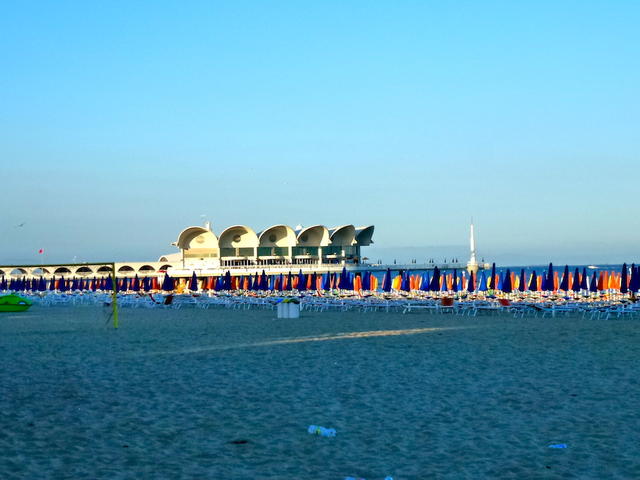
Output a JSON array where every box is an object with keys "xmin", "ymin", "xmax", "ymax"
[{"xmin": 0, "ymin": 294, "xmax": 33, "ymax": 312}]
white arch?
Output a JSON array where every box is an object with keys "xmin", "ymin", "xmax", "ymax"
[
  {"xmin": 175, "ymin": 226, "xmax": 219, "ymax": 250},
  {"xmin": 329, "ymin": 225, "xmax": 356, "ymax": 246},
  {"xmin": 218, "ymin": 225, "xmax": 259, "ymax": 248},
  {"xmin": 258, "ymin": 225, "xmax": 297, "ymax": 247},
  {"xmin": 296, "ymin": 225, "xmax": 330, "ymax": 246},
  {"xmin": 355, "ymin": 225, "xmax": 375, "ymax": 246}
]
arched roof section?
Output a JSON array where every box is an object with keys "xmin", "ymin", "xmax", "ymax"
[
  {"xmin": 218, "ymin": 225, "xmax": 259, "ymax": 248},
  {"xmin": 329, "ymin": 225, "xmax": 356, "ymax": 246},
  {"xmin": 296, "ymin": 225, "xmax": 330, "ymax": 247},
  {"xmin": 53, "ymin": 267, "xmax": 71, "ymax": 275},
  {"xmin": 355, "ymin": 225, "xmax": 375, "ymax": 246},
  {"xmin": 258, "ymin": 225, "xmax": 297, "ymax": 247},
  {"xmin": 138, "ymin": 265, "xmax": 156, "ymax": 272},
  {"xmin": 75, "ymin": 266, "xmax": 94, "ymax": 275},
  {"xmin": 175, "ymin": 226, "xmax": 219, "ymax": 250}
]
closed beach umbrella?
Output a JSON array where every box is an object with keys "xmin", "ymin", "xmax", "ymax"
[
  {"xmin": 590, "ymin": 271, "xmax": 598, "ymax": 292},
  {"xmin": 161, "ymin": 273, "xmax": 174, "ymax": 291},
  {"xmin": 382, "ymin": 269, "xmax": 392, "ymax": 292},
  {"xmin": 297, "ymin": 270, "xmax": 306, "ymax": 291},
  {"xmin": 478, "ymin": 270, "xmax": 487, "ymax": 292},
  {"xmin": 528, "ymin": 271, "xmax": 538, "ymax": 291},
  {"xmin": 142, "ymin": 276, "xmax": 151, "ymax": 292},
  {"xmin": 58, "ymin": 276, "xmax": 67, "ymax": 292},
  {"xmin": 362, "ymin": 271, "xmax": 370, "ymax": 291},
  {"xmin": 189, "ymin": 271, "xmax": 198, "ymax": 292},
  {"xmin": 546, "ymin": 263, "xmax": 554, "ymax": 291},
  {"xmin": 451, "ymin": 269, "xmax": 458, "ymax": 292},
  {"xmin": 629, "ymin": 264, "xmax": 638, "ymax": 293},
  {"xmin": 570, "ymin": 268, "xmax": 580, "ymax": 291},
  {"xmin": 131, "ymin": 274, "xmax": 140, "ymax": 292},
  {"xmin": 580, "ymin": 268, "xmax": 588, "ymax": 290},
  {"xmin": 421, "ymin": 272, "xmax": 431, "ymax": 291},
  {"xmin": 620, "ymin": 263, "xmax": 628, "ymax": 294},
  {"xmin": 401, "ymin": 271, "xmax": 411, "ymax": 291},
  {"xmin": 560, "ymin": 265, "xmax": 570, "ymax": 291},
  {"xmin": 517, "ymin": 269, "xmax": 525, "ymax": 292},
  {"xmin": 467, "ymin": 271, "xmax": 475, "ymax": 292},
  {"xmin": 502, "ymin": 269, "xmax": 512, "ymax": 293},
  {"xmin": 121, "ymin": 277, "xmax": 129, "ymax": 291},
  {"xmin": 430, "ymin": 267, "xmax": 441, "ymax": 292},
  {"xmin": 488, "ymin": 263, "xmax": 496, "ymax": 289}
]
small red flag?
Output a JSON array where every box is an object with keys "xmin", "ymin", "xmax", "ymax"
[{"xmin": 38, "ymin": 249, "xmax": 44, "ymax": 254}]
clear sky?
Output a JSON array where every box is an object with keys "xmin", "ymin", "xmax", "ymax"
[{"xmin": 1, "ymin": 1, "xmax": 638, "ymax": 265}]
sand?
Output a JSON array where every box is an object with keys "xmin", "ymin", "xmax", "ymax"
[{"xmin": 1, "ymin": 305, "xmax": 639, "ymax": 479}]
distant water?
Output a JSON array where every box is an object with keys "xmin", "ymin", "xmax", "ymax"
[{"xmin": 1, "ymin": 307, "xmax": 640, "ymax": 479}]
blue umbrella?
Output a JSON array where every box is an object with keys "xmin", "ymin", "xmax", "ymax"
[
  {"xmin": 401, "ymin": 271, "xmax": 411, "ymax": 292},
  {"xmin": 130, "ymin": 274, "xmax": 140, "ymax": 292},
  {"xmin": 589, "ymin": 271, "xmax": 598, "ymax": 293},
  {"xmin": 121, "ymin": 277, "xmax": 129, "ymax": 291},
  {"xmin": 440, "ymin": 272, "xmax": 448, "ymax": 292},
  {"xmin": 297, "ymin": 270, "xmax": 306, "ymax": 291},
  {"xmin": 382, "ymin": 269, "xmax": 391, "ymax": 292},
  {"xmin": 189, "ymin": 271, "xmax": 198, "ymax": 292},
  {"xmin": 161, "ymin": 273, "xmax": 174, "ymax": 291},
  {"xmin": 571, "ymin": 268, "xmax": 580, "ymax": 292},
  {"xmin": 261, "ymin": 271, "xmax": 269, "ymax": 290},
  {"xmin": 497, "ymin": 272, "xmax": 504, "ymax": 291},
  {"xmin": 321, "ymin": 273, "xmax": 330, "ymax": 290},
  {"xmin": 421, "ymin": 272, "xmax": 431, "ymax": 291},
  {"xmin": 430, "ymin": 267, "xmax": 440, "ymax": 291},
  {"xmin": 502, "ymin": 269, "xmax": 512, "ymax": 293},
  {"xmin": 362, "ymin": 271, "xmax": 370, "ymax": 291},
  {"xmin": 284, "ymin": 272, "xmax": 292, "ymax": 291},
  {"xmin": 467, "ymin": 271, "xmax": 475, "ymax": 292},
  {"xmin": 451, "ymin": 269, "xmax": 458, "ymax": 293},
  {"xmin": 268, "ymin": 274, "xmax": 275, "ymax": 291},
  {"xmin": 38, "ymin": 277, "xmax": 46, "ymax": 292},
  {"xmin": 546, "ymin": 263, "xmax": 554, "ymax": 291},
  {"xmin": 478, "ymin": 271, "xmax": 487, "ymax": 292},
  {"xmin": 143, "ymin": 276, "xmax": 151, "ymax": 292},
  {"xmin": 529, "ymin": 271, "xmax": 538, "ymax": 291},
  {"xmin": 630, "ymin": 264, "xmax": 638, "ymax": 293},
  {"xmin": 580, "ymin": 268, "xmax": 588, "ymax": 291},
  {"xmin": 224, "ymin": 271, "xmax": 232, "ymax": 290},
  {"xmin": 620, "ymin": 263, "xmax": 628, "ymax": 294},
  {"xmin": 519, "ymin": 269, "xmax": 526, "ymax": 292},
  {"xmin": 489, "ymin": 263, "xmax": 496, "ymax": 289},
  {"xmin": 559, "ymin": 265, "xmax": 570, "ymax": 291},
  {"xmin": 59, "ymin": 276, "xmax": 68, "ymax": 292}
]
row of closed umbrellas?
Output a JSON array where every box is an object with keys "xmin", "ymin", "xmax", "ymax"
[{"xmin": 1, "ymin": 263, "xmax": 637, "ymax": 294}]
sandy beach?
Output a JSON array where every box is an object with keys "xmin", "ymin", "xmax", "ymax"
[{"xmin": 1, "ymin": 306, "xmax": 639, "ymax": 479}]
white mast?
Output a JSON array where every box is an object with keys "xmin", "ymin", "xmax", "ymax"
[{"xmin": 467, "ymin": 220, "xmax": 479, "ymax": 273}]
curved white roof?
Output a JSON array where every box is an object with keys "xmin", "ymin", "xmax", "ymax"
[
  {"xmin": 296, "ymin": 225, "xmax": 330, "ymax": 247},
  {"xmin": 355, "ymin": 225, "xmax": 375, "ymax": 246},
  {"xmin": 258, "ymin": 224, "xmax": 297, "ymax": 247},
  {"xmin": 218, "ymin": 225, "xmax": 259, "ymax": 248},
  {"xmin": 175, "ymin": 226, "xmax": 219, "ymax": 250},
  {"xmin": 329, "ymin": 224, "xmax": 356, "ymax": 246}
]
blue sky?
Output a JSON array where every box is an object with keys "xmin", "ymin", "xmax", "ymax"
[{"xmin": 1, "ymin": 1, "xmax": 638, "ymax": 265}]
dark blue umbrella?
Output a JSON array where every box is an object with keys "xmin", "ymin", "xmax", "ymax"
[
  {"xmin": 559, "ymin": 265, "xmax": 570, "ymax": 291},
  {"xmin": 297, "ymin": 270, "xmax": 306, "ymax": 291},
  {"xmin": 580, "ymin": 268, "xmax": 588, "ymax": 290},
  {"xmin": 189, "ymin": 271, "xmax": 198, "ymax": 292},
  {"xmin": 489, "ymin": 263, "xmax": 496, "ymax": 289},
  {"xmin": 546, "ymin": 263, "xmax": 554, "ymax": 291},
  {"xmin": 261, "ymin": 271, "xmax": 269, "ymax": 290},
  {"xmin": 121, "ymin": 277, "xmax": 129, "ymax": 291},
  {"xmin": 421, "ymin": 272, "xmax": 431, "ymax": 291},
  {"xmin": 131, "ymin": 274, "xmax": 140, "ymax": 292},
  {"xmin": 620, "ymin": 263, "xmax": 628, "ymax": 294},
  {"xmin": 519, "ymin": 269, "xmax": 526, "ymax": 292},
  {"xmin": 224, "ymin": 271, "xmax": 232, "ymax": 290},
  {"xmin": 58, "ymin": 276, "xmax": 68, "ymax": 292},
  {"xmin": 401, "ymin": 271, "xmax": 411, "ymax": 291},
  {"xmin": 268, "ymin": 274, "xmax": 275, "ymax": 290},
  {"xmin": 451, "ymin": 269, "xmax": 458, "ymax": 292},
  {"xmin": 362, "ymin": 271, "xmax": 370, "ymax": 291},
  {"xmin": 502, "ymin": 269, "xmax": 512, "ymax": 293},
  {"xmin": 589, "ymin": 271, "xmax": 598, "ymax": 293},
  {"xmin": 142, "ymin": 276, "xmax": 151, "ymax": 292},
  {"xmin": 497, "ymin": 272, "xmax": 504, "ymax": 291},
  {"xmin": 529, "ymin": 271, "xmax": 538, "ymax": 291},
  {"xmin": 571, "ymin": 268, "xmax": 580, "ymax": 292},
  {"xmin": 467, "ymin": 271, "xmax": 475, "ymax": 292},
  {"xmin": 630, "ymin": 264, "xmax": 638, "ymax": 293},
  {"xmin": 430, "ymin": 267, "xmax": 440, "ymax": 291},
  {"xmin": 161, "ymin": 273, "xmax": 174, "ymax": 291},
  {"xmin": 382, "ymin": 269, "xmax": 391, "ymax": 292},
  {"xmin": 38, "ymin": 277, "xmax": 46, "ymax": 292},
  {"xmin": 320, "ymin": 273, "xmax": 329, "ymax": 290}
]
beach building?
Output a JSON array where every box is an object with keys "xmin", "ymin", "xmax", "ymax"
[{"xmin": 165, "ymin": 222, "xmax": 375, "ymax": 269}]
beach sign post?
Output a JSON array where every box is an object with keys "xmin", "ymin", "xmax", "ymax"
[{"xmin": 0, "ymin": 262, "xmax": 119, "ymax": 329}]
